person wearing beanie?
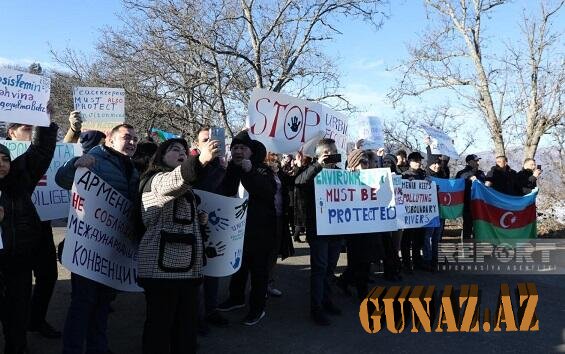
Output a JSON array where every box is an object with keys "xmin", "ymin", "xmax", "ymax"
[
  {"xmin": 0, "ymin": 122, "xmax": 58, "ymax": 353},
  {"xmin": 336, "ymin": 150, "xmax": 378, "ymax": 300},
  {"xmin": 217, "ymin": 136, "xmax": 277, "ymax": 326},
  {"xmin": 79, "ymin": 130, "xmax": 106, "ymax": 153}
]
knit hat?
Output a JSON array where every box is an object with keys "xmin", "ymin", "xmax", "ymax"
[
  {"xmin": 231, "ymin": 130, "xmax": 253, "ymax": 150},
  {"xmin": 347, "ymin": 149, "xmax": 366, "ymax": 169},
  {"xmin": 79, "ymin": 130, "xmax": 106, "ymax": 153},
  {"xmin": 250, "ymin": 140, "xmax": 266, "ymax": 166},
  {"xmin": 0, "ymin": 143, "xmax": 11, "ymax": 160},
  {"xmin": 383, "ymin": 153, "xmax": 397, "ymax": 165}
]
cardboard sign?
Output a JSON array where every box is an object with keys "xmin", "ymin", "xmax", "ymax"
[
  {"xmin": 194, "ymin": 190, "xmax": 248, "ymax": 277},
  {"xmin": 62, "ymin": 168, "xmax": 142, "ymax": 292},
  {"xmin": 393, "ymin": 175, "xmax": 440, "ymax": 229},
  {"xmin": 0, "ymin": 68, "xmax": 51, "ymax": 126},
  {"xmin": 348, "ymin": 115, "xmax": 384, "ymax": 150},
  {"xmin": 1, "ymin": 140, "xmax": 82, "ymax": 220},
  {"xmin": 247, "ymin": 88, "xmax": 348, "ymax": 161},
  {"xmin": 314, "ymin": 168, "xmax": 397, "ymax": 235},
  {"xmin": 419, "ymin": 124, "xmax": 459, "ymax": 159},
  {"xmin": 73, "ymin": 87, "xmax": 125, "ymax": 131}
]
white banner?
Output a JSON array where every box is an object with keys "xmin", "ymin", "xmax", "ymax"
[
  {"xmin": 247, "ymin": 88, "xmax": 348, "ymax": 160},
  {"xmin": 194, "ymin": 190, "xmax": 248, "ymax": 277},
  {"xmin": 419, "ymin": 124, "xmax": 459, "ymax": 159},
  {"xmin": 393, "ymin": 175, "xmax": 440, "ymax": 229},
  {"xmin": 73, "ymin": 87, "xmax": 125, "ymax": 131},
  {"xmin": 1, "ymin": 140, "xmax": 82, "ymax": 220},
  {"xmin": 314, "ymin": 168, "xmax": 397, "ymax": 235},
  {"xmin": 348, "ymin": 115, "xmax": 384, "ymax": 150},
  {"xmin": 62, "ymin": 168, "xmax": 142, "ymax": 292},
  {"xmin": 0, "ymin": 68, "xmax": 51, "ymax": 126}
]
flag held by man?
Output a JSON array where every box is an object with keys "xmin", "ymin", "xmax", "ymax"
[
  {"xmin": 471, "ymin": 181, "xmax": 538, "ymax": 241},
  {"xmin": 430, "ymin": 177, "xmax": 465, "ymax": 220}
]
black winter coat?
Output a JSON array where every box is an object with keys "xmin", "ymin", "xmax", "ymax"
[
  {"xmin": 402, "ymin": 168, "xmax": 427, "ymax": 180},
  {"xmin": 0, "ymin": 124, "xmax": 58, "ymax": 268},
  {"xmin": 486, "ymin": 165, "xmax": 519, "ymax": 195},
  {"xmin": 516, "ymin": 169, "xmax": 537, "ymax": 195},
  {"xmin": 455, "ymin": 166, "xmax": 486, "ymax": 211}
]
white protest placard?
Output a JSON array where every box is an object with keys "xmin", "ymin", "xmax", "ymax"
[
  {"xmin": 1, "ymin": 140, "xmax": 82, "ymax": 220},
  {"xmin": 194, "ymin": 190, "xmax": 248, "ymax": 277},
  {"xmin": 314, "ymin": 168, "xmax": 397, "ymax": 235},
  {"xmin": 0, "ymin": 68, "xmax": 51, "ymax": 126},
  {"xmin": 73, "ymin": 87, "xmax": 125, "ymax": 131},
  {"xmin": 419, "ymin": 124, "xmax": 459, "ymax": 159},
  {"xmin": 348, "ymin": 115, "xmax": 384, "ymax": 150},
  {"xmin": 62, "ymin": 168, "xmax": 142, "ymax": 292},
  {"xmin": 393, "ymin": 175, "xmax": 440, "ymax": 229},
  {"xmin": 247, "ymin": 88, "xmax": 349, "ymax": 160}
]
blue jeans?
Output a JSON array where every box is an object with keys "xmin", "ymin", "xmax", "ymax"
[
  {"xmin": 308, "ymin": 236, "xmax": 342, "ymax": 310},
  {"xmin": 62, "ymin": 274, "xmax": 116, "ymax": 354},
  {"xmin": 423, "ymin": 226, "xmax": 442, "ymax": 264}
]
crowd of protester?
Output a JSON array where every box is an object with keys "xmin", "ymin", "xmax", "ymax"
[{"xmin": 0, "ymin": 107, "xmax": 542, "ymax": 354}]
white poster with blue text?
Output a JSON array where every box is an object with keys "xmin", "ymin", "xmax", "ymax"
[
  {"xmin": 62, "ymin": 168, "xmax": 142, "ymax": 292},
  {"xmin": 348, "ymin": 115, "xmax": 384, "ymax": 150},
  {"xmin": 0, "ymin": 68, "xmax": 51, "ymax": 126},
  {"xmin": 1, "ymin": 140, "xmax": 82, "ymax": 220},
  {"xmin": 393, "ymin": 175, "xmax": 440, "ymax": 229},
  {"xmin": 314, "ymin": 168, "xmax": 397, "ymax": 235},
  {"xmin": 194, "ymin": 190, "xmax": 248, "ymax": 277},
  {"xmin": 73, "ymin": 87, "xmax": 125, "ymax": 131}
]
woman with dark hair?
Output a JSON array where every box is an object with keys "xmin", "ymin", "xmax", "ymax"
[{"xmin": 137, "ymin": 137, "xmax": 219, "ymax": 354}]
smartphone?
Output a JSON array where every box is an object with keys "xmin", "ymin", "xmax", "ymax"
[
  {"xmin": 209, "ymin": 127, "xmax": 225, "ymax": 156},
  {"xmin": 536, "ymin": 164, "xmax": 541, "ymax": 170},
  {"xmin": 325, "ymin": 153, "xmax": 342, "ymax": 164}
]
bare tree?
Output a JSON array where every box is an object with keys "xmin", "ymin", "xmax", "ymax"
[{"xmin": 389, "ymin": 0, "xmax": 564, "ymax": 159}]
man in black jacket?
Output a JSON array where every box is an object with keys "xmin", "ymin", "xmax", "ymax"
[
  {"xmin": 516, "ymin": 158, "xmax": 541, "ymax": 195},
  {"xmin": 455, "ymin": 154, "xmax": 486, "ymax": 239},
  {"xmin": 0, "ymin": 122, "xmax": 58, "ymax": 354},
  {"xmin": 485, "ymin": 156, "xmax": 519, "ymax": 195},
  {"xmin": 217, "ymin": 132, "xmax": 276, "ymax": 326},
  {"xmin": 294, "ymin": 138, "xmax": 343, "ymax": 326}
]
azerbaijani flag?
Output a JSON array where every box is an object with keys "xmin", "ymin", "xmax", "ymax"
[
  {"xmin": 150, "ymin": 128, "xmax": 180, "ymax": 143},
  {"xmin": 471, "ymin": 181, "xmax": 537, "ymax": 241},
  {"xmin": 430, "ymin": 177, "xmax": 465, "ymax": 219}
]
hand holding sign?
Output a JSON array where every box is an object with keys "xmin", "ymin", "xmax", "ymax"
[{"xmin": 74, "ymin": 155, "xmax": 96, "ymax": 168}]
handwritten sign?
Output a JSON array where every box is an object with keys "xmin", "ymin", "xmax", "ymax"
[
  {"xmin": 247, "ymin": 88, "xmax": 348, "ymax": 160},
  {"xmin": 194, "ymin": 190, "xmax": 248, "ymax": 277},
  {"xmin": 0, "ymin": 68, "xmax": 51, "ymax": 126},
  {"xmin": 348, "ymin": 115, "xmax": 384, "ymax": 150},
  {"xmin": 1, "ymin": 140, "xmax": 82, "ymax": 220},
  {"xmin": 314, "ymin": 168, "xmax": 397, "ymax": 235},
  {"xmin": 62, "ymin": 168, "xmax": 141, "ymax": 292},
  {"xmin": 73, "ymin": 87, "xmax": 125, "ymax": 131},
  {"xmin": 393, "ymin": 175, "xmax": 440, "ymax": 229},
  {"xmin": 419, "ymin": 124, "xmax": 459, "ymax": 159}
]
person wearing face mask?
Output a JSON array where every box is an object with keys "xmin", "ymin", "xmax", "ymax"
[
  {"xmin": 137, "ymin": 138, "xmax": 218, "ymax": 354},
  {"xmin": 0, "ymin": 122, "xmax": 58, "ymax": 354},
  {"xmin": 56, "ymin": 123, "xmax": 140, "ymax": 354},
  {"xmin": 294, "ymin": 138, "xmax": 343, "ymax": 326}
]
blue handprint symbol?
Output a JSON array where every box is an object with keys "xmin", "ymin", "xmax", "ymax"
[
  {"xmin": 208, "ymin": 208, "xmax": 229, "ymax": 231},
  {"xmin": 230, "ymin": 249, "xmax": 242, "ymax": 269}
]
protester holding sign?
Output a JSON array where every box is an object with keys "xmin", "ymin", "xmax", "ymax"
[
  {"xmin": 57, "ymin": 123, "xmax": 139, "ymax": 354},
  {"xmin": 294, "ymin": 138, "xmax": 343, "ymax": 326},
  {"xmin": 401, "ymin": 151, "xmax": 427, "ymax": 273},
  {"xmin": 423, "ymin": 155, "xmax": 447, "ymax": 271},
  {"xmin": 455, "ymin": 154, "xmax": 486, "ymax": 239},
  {"xmin": 0, "ymin": 121, "xmax": 58, "ymax": 354},
  {"xmin": 218, "ymin": 133, "xmax": 278, "ymax": 327},
  {"xmin": 137, "ymin": 137, "xmax": 218, "ymax": 354},
  {"xmin": 6, "ymin": 107, "xmax": 83, "ymax": 339}
]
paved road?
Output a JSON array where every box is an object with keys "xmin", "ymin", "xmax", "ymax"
[{"xmin": 3, "ymin": 226, "xmax": 564, "ymax": 354}]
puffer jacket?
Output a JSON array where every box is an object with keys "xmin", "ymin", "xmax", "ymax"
[
  {"xmin": 0, "ymin": 123, "xmax": 58, "ymax": 267},
  {"xmin": 56, "ymin": 144, "xmax": 139, "ymax": 200},
  {"xmin": 137, "ymin": 156, "xmax": 204, "ymax": 280}
]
